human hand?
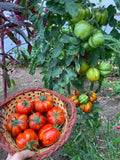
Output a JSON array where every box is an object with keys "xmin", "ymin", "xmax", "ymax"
[{"xmin": 6, "ymin": 150, "xmax": 35, "ymax": 160}]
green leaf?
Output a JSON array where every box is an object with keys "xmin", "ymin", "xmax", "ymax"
[
  {"xmin": 113, "ymin": 0, "xmax": 120, "ymax": 10},
  {"xmin": 30, "ymin": 0, "xmax": 41, "ymax": 5},
  {"xmin": 38, "ymin": 19, "xmax": 45, "ymax": 42},
  {"xmin": 65, "ymin": 0, "xmax": 78, "ymax": 17},
  {"xmin": 0, "ymin": 2, "xmax": 24, "ymax": 10},
  {"xmin": 49, "ymin": 58, "xmax": 58, "ymax": 68},
  {"xmin": 52, "ymin": 43, "xmax": 63, "ymax": 58},
  {"xmin": 70, "ymin": 79, "xmax": 82, "ymax": 90},
  {"xmin": 3, "ymin": 70, "xmax": 11, "ymax": 88},
  {"xmin": 46, "ymin": 1, "xmax": 65, "ymax": 15},
  {"xmin": 65, "ymin": 56, "xmax": 74, "ymax": 66},
  {"xmin": 67, "ymin": 45, "xmax": 79, "ymax": 55},
  {"xmin": 51, "ymin": 66, "xmax": 62, "ymax": 76}
]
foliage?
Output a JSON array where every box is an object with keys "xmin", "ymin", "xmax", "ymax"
[
  {"xmin": 28, "ymin": 0, "xmax": 120, "ymax": 96},
  {"xmin": 0, "ymin": 0, "xmax": 35, "ymax": 100},
  {"xmin": 54, "ymin": 110, "xmax": 120, "ymax": 160}
]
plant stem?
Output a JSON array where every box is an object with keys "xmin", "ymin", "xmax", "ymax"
[{"xmin": 1, "ymin": 32, "xmax": 7, "ymax": 100}]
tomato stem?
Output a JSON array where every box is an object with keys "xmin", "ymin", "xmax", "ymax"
[
  {"xmin": 39, "ymin": 93, "xmax": 47, "ymax": 101},
  {"xmin": 22, "ymin": 99, "xmax": 31, "ymax": 107},
  {"xmin": 29, "ymin": 112, "xmax": 42, "ymax": 124},
  {"xmin": 10, "ymin": 117, "xmax": 25, "ymax": 126}
]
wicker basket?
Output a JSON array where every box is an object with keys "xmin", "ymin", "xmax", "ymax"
[{"xmin": 0, "ymin": 88, "xmax": 76, "ymax": 160}]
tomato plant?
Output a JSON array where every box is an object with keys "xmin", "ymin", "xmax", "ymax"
[
  {"xmin": 29, "ymin": 112, "xmax": 46, "ymax": 130},
  {"xmin": 34, "ymin": 93, "xmax": 53, "ymax": 113},
  {"xmin": 79, "ymin": 101, "xmax": 92, "ymax": 113},
  {"xmin": 6, "ymin": 113, "xmax": 28, "ymax": 136},
  {"xmin": 16, "ymin": 128, "xmax": 39, "ymax": 151},
  {"xmin": 16, "ymin": 98, "xmax": 34, "ymax": 115},
  {"xmin": 75, "ymin": 60, "xmax": 89, "ymax": 75},
  {"xmin": 38, "ymin": 124, "xmax": 61, "ymax": 146},
  {"xmin": 47, "ymin": 107, "xmax": 65, "ymax": 125}
]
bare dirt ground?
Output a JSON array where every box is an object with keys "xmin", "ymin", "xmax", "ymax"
[{"xmin": 0, "ymin": 67, "xmax": 120, "ymax": 160}]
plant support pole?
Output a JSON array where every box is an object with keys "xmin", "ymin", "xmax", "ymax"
[{"xmin": 1, "ymin": 32, "xmax": 7, "ymax": 100}]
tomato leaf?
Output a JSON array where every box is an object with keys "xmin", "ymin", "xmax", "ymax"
[
  {"xmin": 51, "ymin": 66, "xmax": 62, "ymax": 76},
  {"xmin": 113, "ymin": 0, "xmax": 120, "ymax": 10},
  {"xmin": 64, "ymin": 0, "xmax": 78, "ymax": 17},
  {"xmin": 52, "ymin": 43, "xmax": 63, "ymax": 58}
]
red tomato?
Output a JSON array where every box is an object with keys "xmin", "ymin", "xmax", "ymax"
[
  {"xmin": 88, "ymin": 91, "xmax": 97, "ymax": 103},
  {"xmin": 16, "ymin": 97, "xmax": 34, "ymax": 115},
  {"xmin": 79, "ymin": 101, "xmax": 92, "ymax": 113},
  {"xmin": 29, "ymin": 112, "xmax": 46, "ymax": 130},
  {"xmin": 38, "ymin": 124, "xmax": 61, "ymax": 146},
  {"xmin": 16, "ymin": 128, "xmax": 39, "ymax": 151},
  {"xmin": 117, "ymin": 126, "xmax": 120, "ymax": 129},
  {"xmin": 68, "ymin": 94, "xmax": 79, "ymax": 107},
  {"xmin": 47, "ymin": 107, "xmax": 65, "ymax": 125},
  {"xmin": 34, "ymin": 94, "xmax": 53, "ymax": 113},
  {"xmin": 6, "ymin": 113, "xmax": 28, "ymax": 136}
]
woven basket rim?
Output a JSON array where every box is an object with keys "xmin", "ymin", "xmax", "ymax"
[{"xmin": 0, "ymin": 88, "xmax": 77, "ymax": 160}]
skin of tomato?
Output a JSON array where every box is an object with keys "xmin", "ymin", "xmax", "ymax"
[
  {"xmin": 79, "ymin": 101, "xmax": 92, "ymax": 113},
  {"xmin": 38, "ymin": 124, "xmax": 61, "ymax": 146},
  {"xmin": 89, "ymin": 91, "xmax": 97, "ymax": 103},
  {"xmin": 68, "ymin": 94, "xmax": 79, "ymax": 106},
  {"xmin": 6, "ymin": 113, "xmax": 28, "ymax": 136},
  {"xmin": 29, "ymin": 112, "xmax": 46, "ymax": 130},
  {"xmin": 34, "ymin": 94, "xmax": 53, "ymax": 113},
  {"xmin": 16, "ymin": 97, "xmax": 34, "ymax": 115},
  {"xmin": 86, "ymin": 68, "xmax": 100, "ymax": 81},
  {"xmin": 47, "ymin": 107, "xmax": 65, "ymax": 125},
  {"xmin": 16, "ymin": 128, "xmax": 39, "ymax": 150}
]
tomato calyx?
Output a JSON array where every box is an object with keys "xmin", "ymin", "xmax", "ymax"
[
  {"xmin": 22, "ymin": 99, "xmax": 31, "ymax": 108},
  {"xmin": 53, "ymin": 111, "xmax": 60, "ymax": 118},
  {"xmin": 29, "ymin": 112, "xmax": 42, "ymax": 124},
  {"xmin": 39, "ymin": 93, "xmax": 47, "ymax": 101},
  {"xmin": 54, "ymin": 121, "xmax": 63, "ymax": 130},
  {"xmin": 10, "ymin": 117, "xmax": 25, "ymax": 126},
  {"xmin": 20, "ymin": 140, "xmax": 39, "ymax": 151}
]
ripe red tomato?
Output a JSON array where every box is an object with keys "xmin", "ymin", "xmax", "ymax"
[
  {"xmin": 6, "ymin": 113, "xmax": 28, "ymax": 136},
  {"xmin": 88, "ymin": 91, "xmax": 97, "ymax": 103},
  {"xmin": 79, "ymin": 101, "xmax": 92, "ymax": 113},
  {"xmin": 16, "ymin": 97, "xmax": 34, "ymax": 115},
  {"xmin": 47, "ymin": 107, "xmax": 65, "ymax": 125},
  {"xmin": 29, "ymin": 112, "xmax": 46, "ymax": 130},
  {"xmin": 34, "ymin": 93, "xmax": 53, "ymax": 113},
  {"xmin": 38, "ymin": 124, "xmax": 61, "ymax": 146},
  {"xmin": 68, "ymin": 94, "xmax": 79, "ymax": 107},
  {"xmin": 16, "ymin": 128, "xmax": 39, "ymax": 151}
]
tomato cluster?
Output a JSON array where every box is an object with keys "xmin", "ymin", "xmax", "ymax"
[
  {"xmin": 6, "ymin": 93, "xmax": 65, "ymax": 151},
  {"xmin": 68, "ymin": 90, "xmax": 97, "ymax": 113}
]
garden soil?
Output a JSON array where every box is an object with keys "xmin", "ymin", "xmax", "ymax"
[{"xmin": 0, "ymin": 67, "xmax": 120, "ymax": 160}]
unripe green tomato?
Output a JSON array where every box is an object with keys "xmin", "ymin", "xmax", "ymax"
[
  {"xmin": 100, "ymin": 10, "xmax": 108, "ymax": 26},
  {"xmin": 95, "ymin": 11, "xmax": 101, "ymax": 23},
  {"xmin": 86, "ymin": 68, "xmax": 100, "ymax": 81},
  {"xmin": 74, "ymin": 20, "xmax": 92, "ymax": 41},
  {"xmin": 79, "ymin": 94, "xmax": 89, "ymax": 104},
  {"xmin": 98, "ymin": 62, "xmax": 112, "ymax": 76},
  {"xmin": 89, "ymin": 32, "xmax": 104, "ymax": 48},
  {"xmin": 83, "ymin": 42, "xmax": 91, "ymax": 51}
]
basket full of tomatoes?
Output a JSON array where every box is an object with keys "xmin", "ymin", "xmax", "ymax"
[{"xmin": 0, "ymin": 88, "xmax": 76, "ymax": 160}]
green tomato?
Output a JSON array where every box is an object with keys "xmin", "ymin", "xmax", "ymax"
[
  {"xmin": 74, "ymin": 20, "xmax": 92, "ymax": 41},
  {"xmin": 72, "ymin": 4, "xmax": 86, "ymax": 23},
  {"xmin": 95, "ymin": 11, "xmax": 101, "ymax": 23},
  {"xmin": 89, "ymin": 32, "xmax": 104, "ymax": 48},
  {"xmin": 86, "ymin": 68, "xmax": 100, "ymax": 81},
  {"xmin": 98, "ymin": 62, "xmax": 112, "ymax": 76},
  {"xmin": 79, "ymin": 60, "xmax": 89, "ymax": 74},
  {"xmin": 100, "ymin": 10, "xmax": 108, "ymax": 26},
  {"xmin": 83, "ymin": 42, "xmax": 91, "ymax": 51},
  {"xmin": 79, "ymin": 94, "xmax": 89, "ymax": 104}
]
